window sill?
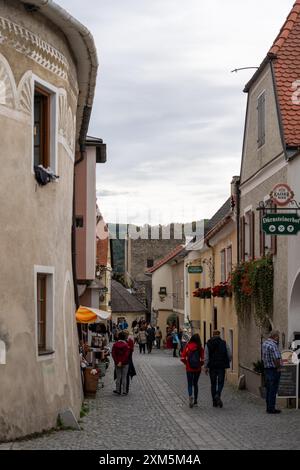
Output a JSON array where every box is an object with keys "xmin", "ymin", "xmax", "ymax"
[{"xmin": 38, "ymin": 350, "xmax": 55, "ymax": 357}]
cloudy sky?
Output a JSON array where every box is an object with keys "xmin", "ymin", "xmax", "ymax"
[{"xmin": 59, "ymin": 0, "xmax": 293, "ymax": 225}]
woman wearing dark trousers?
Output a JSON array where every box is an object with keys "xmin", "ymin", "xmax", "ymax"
[
  {"xmin": 181, "ymin": 334, "xmax": 204, "ymax": 408},
  {"xmin": 172, "ymin": 328, "xmax": 179, "ymax": 357},
  {"xmin": 124, "ymin": 331, "xmax": 136, "ymax": 394}
]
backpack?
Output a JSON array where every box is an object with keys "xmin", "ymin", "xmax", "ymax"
[{"xmin": 188, "ymin": 348, "xmax": 201, "ymax": 369}]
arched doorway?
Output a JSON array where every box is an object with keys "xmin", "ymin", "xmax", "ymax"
[{"xmin": 289, "ymin": 271, "xmax": 300, "ymax": 344}]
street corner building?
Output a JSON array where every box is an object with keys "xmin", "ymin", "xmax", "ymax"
[
  {"xmin": 0, "ymin": 0, "xmax": 99, "ymax": 440},
  {"xmin": 238, "ymin": 0, "xmax": 300, "ymax": 394}
]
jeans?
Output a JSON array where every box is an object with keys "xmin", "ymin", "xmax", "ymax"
[
  {"xmin": 173, "ymin": 343, "xmax": 178, "ymax": 357},
  {"xmin": 209, "ymin": 368, "xmax": 226, "ymax": 401},
  {"xmin": 265, "ymin": 368, "xmax": 281, "ymax": 412},
  {"xmin": 156, "ymin": 338, "xmax": 161, "ymax": 349},
  {"xmin": 139, "ymin": 343, "xmax": 146, "ymax": 354},
  {"xmin": 115, "ymin": 364, "xmax": 129, "ymax": 394},
  {"xmin": 147, "ymin": 341, "xmax": 153, "ymax": 353},
  {"xmin": 186, "ymin": 371, "xmax": 201, "ymax": 400}
]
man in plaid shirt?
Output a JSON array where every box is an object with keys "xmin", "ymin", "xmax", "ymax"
[{"xmin": 262, "ymin": 330, "xmax": 282, "ymax": 414}]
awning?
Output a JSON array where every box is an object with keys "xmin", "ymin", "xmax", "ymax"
[{"xmin": 76, "ymin": 306, "xmax": 111, "ymax": 324}]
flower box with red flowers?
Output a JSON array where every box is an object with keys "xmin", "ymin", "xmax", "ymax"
[
  {"xmin": 193, "ymin": 287, "xmax": 211, "ymax": 299},
  {"xmin": 212, "ymin": 282, "xmax": 232, "ymax": 298}
]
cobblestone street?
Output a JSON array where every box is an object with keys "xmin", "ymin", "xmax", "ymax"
[{"xmin": 2, "ymin": 347, "xmax": 300, "ymax": 450}]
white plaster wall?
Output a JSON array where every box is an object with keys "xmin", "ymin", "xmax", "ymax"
[
  {"xmin": 152, "ymin": 265, "xmax": 173, "ymax": 311},
  {"xmin": 288, "ymin": 156, "xmax": 300, "ymax": 342}
]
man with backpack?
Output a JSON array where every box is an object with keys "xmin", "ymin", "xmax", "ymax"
[
  {"xmin": 204, "ymin": 330, "xmax": 232, "ymax": 408},
  {"xmin": 181, "ymin": 334, "xmax": 204, "ymax": 408}
]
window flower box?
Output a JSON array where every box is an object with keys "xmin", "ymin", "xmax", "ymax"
[
  {"xmin": 193, "ymin": 287, "xmax": 211, "ymax": 299},
  {"xmin": 212, "ymin": 282, "xmax": 232, "ymax": 298}
]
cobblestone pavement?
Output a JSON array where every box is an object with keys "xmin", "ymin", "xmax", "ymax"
[{"xmin": 2, "ymin": 347, "xmax": 300, "ymax": 450}]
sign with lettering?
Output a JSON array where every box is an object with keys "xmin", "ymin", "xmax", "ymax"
[
  {"xmin": 262, "ymin": 213, "xmax": 300, "ymax": 236},
  {"xmin": 277, "ymin": 363, "xmax": 299, "ymax": 408},
  {"xmin": 188, "ymin": 266, "xmax": 203, "ymax": 274},
  {"xmin": 270, "ymin": 183, "xmax": 294, "ymax": 207}
]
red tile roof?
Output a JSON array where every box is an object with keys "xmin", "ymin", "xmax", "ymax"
[
  {"xmin": 146, "ymin": 245, "xmax": 185, "ymax": 274},
  {"xmin": 269, "ymin": 0, "xmax": 300, "ymax": 147}
]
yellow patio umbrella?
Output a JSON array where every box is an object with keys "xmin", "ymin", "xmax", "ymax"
[{"xmin": 76, "ymin": 306, "xmax": 111, "ymax": 324}]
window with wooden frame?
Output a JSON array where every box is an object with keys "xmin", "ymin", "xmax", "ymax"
[
  {"xmin": 257, "ymin": 91, "xmax": 265, "ymax": 148},
  {"xmin": 220, "ymin": 249, "xmax": 226, "ymax": 282},
  {"xmin": 34, "ymin": 86, "xmax": 51, "ymax": 168},
  {"xmin": 37, "ymin": 273, "xmax": 47, "ymax": 354},
  {"xmin": 227, "ymin": 245, "xmax": 232, "ymax": 275},
  {"xmin": 243, "ymin": 210, "xmax": 255, "ymax": 261},
  {"xmin": 259, "ymin": 202, "xmax": 277, "ymax": 257}
]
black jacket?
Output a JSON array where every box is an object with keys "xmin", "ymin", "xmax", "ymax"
[{"xmin": 206, "ymin": 336, "xmax": 230, "ymax": 369}]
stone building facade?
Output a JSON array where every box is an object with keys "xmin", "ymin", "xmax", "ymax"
[{"xmin": 0, "ymin": 0, "xmax": 98, "ymax": 440}]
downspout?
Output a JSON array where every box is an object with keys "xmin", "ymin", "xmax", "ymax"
[
  {"xmin": 72, "ymin": 143, "xmax": 87, "ymax": 310},
  {"xmin": 205, "ymin": 239, "xmax": 215, "ymax": 330},
  {"xmin": 236, "ymin": 179, "xmax": 241, "ymax": 264}
]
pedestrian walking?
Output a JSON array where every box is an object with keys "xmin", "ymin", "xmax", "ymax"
[
  {"xmin": 124, "ymin": 330, "xmax": 136, "ymax": 394},
  {"xmin": 180, "ymin": 328, "xmax": 190, "ymax": 355},
  {"xmin": 262, "ymin": 330, "xmax": 282, "ymax": 414},
  {"xmin": 204, "ymin": 330, "xmax": 232, "ymax": 408},
  {"xmin": 112, "ymin": 331, "xmax": 130, "ymax": 395},
  {"xmin": 181, "ymin": 334, "xmax": 204, "ymax": 408},
  {"xmin": 171, "ymin": 328, "xmax": 180, "ymax": 357},
  {"xmin": 155, "ymin": 326, "xmax": 162, "ymax": 349},
  {"xmin": 146, "ymin": 324, "xmax": 155, "ymax": 353},
  {"xmin": 138, "ymin": 327, "xmax": 147, "ymax": 354}
]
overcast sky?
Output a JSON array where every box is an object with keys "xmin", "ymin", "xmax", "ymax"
[{"xmin": 59, "ymin": 0, "xmax": 293, "ymax": 225}]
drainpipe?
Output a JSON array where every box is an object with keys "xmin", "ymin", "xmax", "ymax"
[
  {"xmin": 205, "ymin": 240, "xmax": 215, "ymax": 330},
  {"xmin": 235, "ymin": 178, "xmax": 241, "ymax": 264},
  {"xmin": 72, "ymin": 144, "xmax": 87, "ymax": 310}
]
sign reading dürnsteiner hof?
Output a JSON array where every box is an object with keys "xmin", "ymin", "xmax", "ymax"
[
  {"xmin": 277, "ymin": 363, "xmax": 299, "ymax": 409},
  {"xmin": 262, "ymin": 214, "xmax": 300, "ymax": 236}
]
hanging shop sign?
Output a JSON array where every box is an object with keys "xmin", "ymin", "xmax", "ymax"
[
  {"xmin": 262, "ymin": 213, "xmax": 300, "ymax": 236},
  {"xmin": 188, "ymin": 266, "xmax": 203, "ymax": 274},
  {"xmin": 270, "ymin": 183, "xmax": 294, "ymax": 207}
]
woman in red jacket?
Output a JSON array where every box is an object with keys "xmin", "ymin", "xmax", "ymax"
[{"xmin": 181, "ymin": 334, "xmax": 204, "ymax": 408}]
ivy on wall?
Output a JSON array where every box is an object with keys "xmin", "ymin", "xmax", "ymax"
[{"xmin": 231, "ymin": 256, "xmax": 274, "ymax": 326}]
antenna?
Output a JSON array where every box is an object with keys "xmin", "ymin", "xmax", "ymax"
[{"xmin": 231, "ymin": 67, "xmax": 259, "ymax": 73}]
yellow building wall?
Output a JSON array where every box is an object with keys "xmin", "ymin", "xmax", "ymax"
[
  {"xmin": 188, "ymin": 226, "xmax": 239, "ymax": 385},
  {"xmin": 211, "ymin": 226, "xmax": 238, "ymax": 385}
]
